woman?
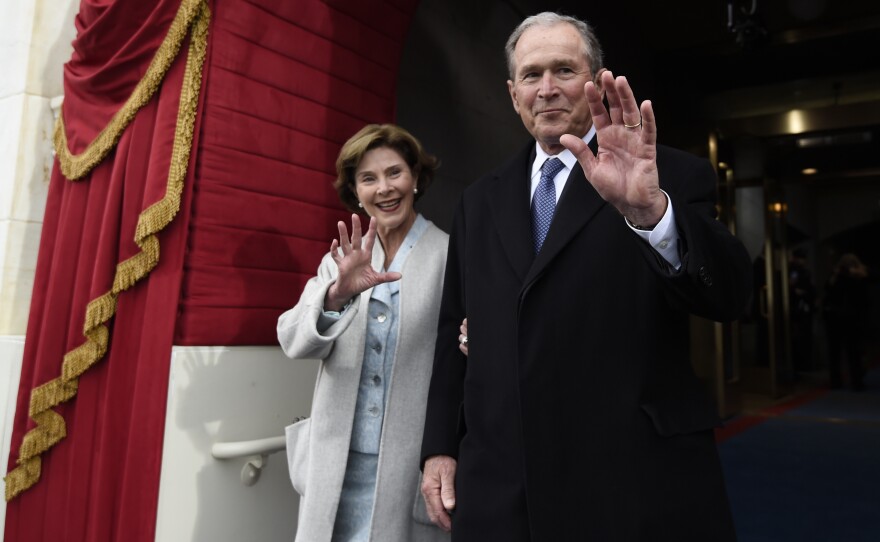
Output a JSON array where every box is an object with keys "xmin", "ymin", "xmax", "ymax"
[{"xmin": 278, "ymin": 124, "xmax": 450, "ymax": 542}]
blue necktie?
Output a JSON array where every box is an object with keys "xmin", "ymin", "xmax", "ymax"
[{"xmin": 532, "ymin": 157, "xmax": 564, "ymax": 253}]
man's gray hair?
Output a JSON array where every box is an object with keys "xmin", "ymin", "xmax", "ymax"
[{"xmin": 505, "ymin": 12, "xmax": 605, "ymax": 81}]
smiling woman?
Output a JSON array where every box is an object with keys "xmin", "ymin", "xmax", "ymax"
[
  {"xmin": 353, "ymin": 147, "xmax": 418, "ymax": 263},
  {"xmin": 334, "ymin": 124, "xmax": 439, "ymax": 268},
  {"xmin": 276, "ymin": 124, "xmax": 449, "ymax": 542}
]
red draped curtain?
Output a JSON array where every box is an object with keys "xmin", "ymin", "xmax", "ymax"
[
  {"xmin": 4, "ymin": 0, "xmax": 418, "ymax": 540},
  {"xmin": 177, "ymin": 0, "xmax": 419, "ymax": 344}
]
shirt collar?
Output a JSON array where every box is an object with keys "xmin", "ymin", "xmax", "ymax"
[
  {"xmin": 373, "ymin": 213, "xmax": 428, "ymax": 302},
  {"xmin": 531, "ymin": 125, "xmax": 596, "ymax": 178}
]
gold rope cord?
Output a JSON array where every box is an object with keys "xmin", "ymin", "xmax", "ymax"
[
  {"xmin": 4, "ymin": 1, "xmax": 211, "ymax": 502},
  {"xmin": 54, "ymin": 0, "xmax": 203, "ymax": 181}
]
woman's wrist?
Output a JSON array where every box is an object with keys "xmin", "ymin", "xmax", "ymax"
[{"xmin": 324, "ymin": 284, "xmax": 350, "ymax": 312}]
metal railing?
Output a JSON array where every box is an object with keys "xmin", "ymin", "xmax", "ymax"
[{"xmin": 211, "ymin": 417, "xmax": 307, "ymax": 486}]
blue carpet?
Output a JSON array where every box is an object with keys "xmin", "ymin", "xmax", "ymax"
[{"xmin": 719, "ymin": 369, "xmax": 880, "ymax": 542}]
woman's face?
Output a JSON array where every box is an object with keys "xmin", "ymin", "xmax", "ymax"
[{"xmin": 353, "ymin": 146, "xmax": 417, "ymax": 234}]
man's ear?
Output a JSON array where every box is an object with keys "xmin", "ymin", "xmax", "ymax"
[
  {"xmin": 507, "ymin": 80, "xmax": 520, "ymax": 114},
  {"xmin": 593, "ymin": 68, "xmax": 608, "ymax": 99}
]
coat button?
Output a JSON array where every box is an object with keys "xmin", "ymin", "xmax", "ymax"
[
  {"xmin": 377, "ymin": 314, "xmax": 387, "ymax": 323},
  {"xmin": 698, "ymin": 266, "xmax": 713, "ymax": 286}
]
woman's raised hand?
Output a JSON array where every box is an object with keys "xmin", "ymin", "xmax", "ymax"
[{"xmin": 324, "ymin": 214, "xmax": 402, "ymax": 311}]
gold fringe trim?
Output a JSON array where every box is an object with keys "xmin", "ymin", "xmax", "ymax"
[
  {"xmin": 4, "ymin": 1, "xmax": 211, "ymax": 501},
  {"xmin": 54, "ymin": 0, "xmax": 203, "ymax": 181}
]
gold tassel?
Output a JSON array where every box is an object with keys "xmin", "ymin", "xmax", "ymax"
[{"xmin": 53, "ymin": 0, "xmax": 204, "ymax": 181}]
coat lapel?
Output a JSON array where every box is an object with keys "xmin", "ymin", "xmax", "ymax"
[{"xmin": 487, "ymin": 143, "xmax": 535, "ymax": 283}]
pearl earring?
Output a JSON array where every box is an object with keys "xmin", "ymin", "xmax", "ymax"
[
  {"xmin": 414, "ymin": 188, "xmax": 419, "ymax": 194},
  {"xmin": 358, "ymin": 202, "xmax": 363, "ymax": 208}
]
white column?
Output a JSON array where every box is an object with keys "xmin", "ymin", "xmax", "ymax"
[
  {"xmin": 0, "ymin": 0, "xmax": 77, "ymax": 334},
  {"xmin": 0, "ymin": 0, "xmax": 77, "ymax": 532}
]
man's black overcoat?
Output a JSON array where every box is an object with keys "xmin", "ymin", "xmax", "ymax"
[{"xmin": 421, "ymin": 140, "xmax": 751, "ymax": 541}]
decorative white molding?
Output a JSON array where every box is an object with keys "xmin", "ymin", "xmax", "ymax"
[{"xmin": 50, "ymin": 95, "xmax": 63, "ymax": 119}]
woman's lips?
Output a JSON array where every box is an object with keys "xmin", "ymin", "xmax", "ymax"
[{"xmin": 376, "ymin": 198, "xmax": 401, "ymax": 212}]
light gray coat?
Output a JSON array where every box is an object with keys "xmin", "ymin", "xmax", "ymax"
[{"xmin": 278, "ymin": 220, "xmax": 449, "ymax": 542}]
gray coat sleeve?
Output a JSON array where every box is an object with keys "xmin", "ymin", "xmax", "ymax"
[{"xmin": 276, "ymin": 252, "xmax": 363, "ymax": 361}]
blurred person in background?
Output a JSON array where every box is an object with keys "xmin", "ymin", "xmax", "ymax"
[{"xmin": 823, "ymin": 252, "xmax": 873, "ymax": 391}]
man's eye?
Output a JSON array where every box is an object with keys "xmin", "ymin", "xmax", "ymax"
[{"xmin": 522, "ymin": 73, "xmax": 539, "ymax": 81}]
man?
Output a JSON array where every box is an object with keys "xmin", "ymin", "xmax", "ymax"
[{"xmin": 419, "ymin": 12, "xmax": 751, "ymax": 541}]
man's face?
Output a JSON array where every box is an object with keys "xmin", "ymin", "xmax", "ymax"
[{"xmin": 507, "ymin": 23, "xmax": 595, "ymax": 154}]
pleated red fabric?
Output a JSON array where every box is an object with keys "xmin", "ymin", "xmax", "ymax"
[
  {"xmin": 176, "ymin": 0, "xmax": 418, "ymax": 345},
  {"xmin": 5, "ymin": 0, "xmax": 417, "ymax": 540}
]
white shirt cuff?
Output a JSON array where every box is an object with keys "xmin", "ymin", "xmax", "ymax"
[{"xmin": 626, "ymin": 190, "xmax": 681, "ymax": 270}]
